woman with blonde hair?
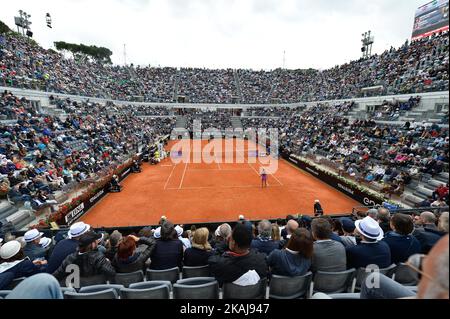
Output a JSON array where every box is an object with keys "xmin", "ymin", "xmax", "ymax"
[
  {"xmin": 183, "ymin": 227, "xmax": 213, "ymax": 266},
  {"xmin": 271, "ymin": 223, "xmax": 281, "ymax": 241}
]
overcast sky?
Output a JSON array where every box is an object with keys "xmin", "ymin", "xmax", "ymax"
[{"xmin": 1, "ymin": 0, "xmax": 427, "ymax": 70}]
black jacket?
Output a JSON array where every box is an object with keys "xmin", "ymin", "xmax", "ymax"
[
  {"xmin": 208, "ymin": 249, "xmax": 268, "ymax": 285},
  {"xmin": 112, "ymin": 237, "xmax": 156, "ymax": 273},
  {"xmin": 149, "ymin": 239, "xmax": 183, "ymax": 270},
  {"xmin": 52, "ymin": 249, "xmax": 116, "ymax": 280},
  {"xmin": 183, "ymin": 247, "xmax": 213, "ymax": 267}
]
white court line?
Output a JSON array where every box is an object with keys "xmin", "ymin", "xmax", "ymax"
[
  {"xmin": 163, "ymin": 163, "xmax": 177, "ymax": 190},
  {"xmin": 179, "ymin": 163, "xmax": 188, "ymax": 189},
  {"xmin": 166, "ymin": 184, "xmax": 283, "ymax": 190},
  {"xmin": 269, "ymin": 172, "xmax": 284, "ymax": 186},
  {"xmin": 237, "ymin": 148, "xmax": 270, "ymax": 186}
]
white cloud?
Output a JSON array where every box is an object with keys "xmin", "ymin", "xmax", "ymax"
[{"xmin": 1, "ymin": 0, "xmax": 427, "ymax": 70}]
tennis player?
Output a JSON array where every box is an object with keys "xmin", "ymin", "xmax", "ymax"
[{"xmin": 261, "ymin": 168, "xmax": 267, "ymax": 188}]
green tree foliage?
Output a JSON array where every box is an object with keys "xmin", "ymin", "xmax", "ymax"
[
  {"xmin": 0, "ymin": 20, "xmax": 11, "ymax": 34},
  {"xmin": 54, "ymin": 41, "xmax": 112, "ymax": 64}
]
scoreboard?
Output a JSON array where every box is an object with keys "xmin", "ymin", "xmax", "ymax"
[{"xmin": 412, "ymin": 0, "xmax": 449, "ymax": 40}]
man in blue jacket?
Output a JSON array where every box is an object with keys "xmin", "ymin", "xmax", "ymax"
[
  {"xmin": 383, "ymin": 213, "xmax": 421, "ymax": 264},
  {"xmin": 250, "ymin": 220, "xmax": 280, "ymax": 256},
  {"xmin": 346, "ymin": 217, "xmax": 391, "ymax": 269}
]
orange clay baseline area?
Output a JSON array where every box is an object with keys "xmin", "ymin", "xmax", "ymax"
[{"xmin": 81, "ymin": 139, "xmax": 360, "ymax": 228}]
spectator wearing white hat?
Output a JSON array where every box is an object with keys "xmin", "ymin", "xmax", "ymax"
[
  {"xmin": 346, "ymin": 217, "xmax": 392, "ymax": 269},
  {"xmin": 175, "ymin": 225, "xmax": 191, "ymax": 250},
  {"xmin": 46, "ymin": 222, "xmax": 91, "ymax": 274},
  {"xmin": 53, "ymin": 231, "xmax": 116, "ymax": 282},
  {"xmin": 23, "ymin": 229, "xmax": 47, "ymax": 261},
  {"xmin": 211, "ymin": 223, "xmax": 232, "ymax": 255},
  {"xmin": 0, "ymin": 240, "xmax": 47, "ymax": 290}
]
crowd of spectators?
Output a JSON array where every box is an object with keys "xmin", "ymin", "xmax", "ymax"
[
  {"xmin": 178, "ymin": 68, "xmax": 238, "ymax": 104},
  {"xmin": 0, "ymin": 209, "xmax": 448, "ymax": 299},
  {"xmin": 1, "ymin": 31, "xmax": 448, "ymax": 104},
  {"xmin": 262, "ymin": 102, "xmax": 450, "ymax": 198},
  {"xmin": 0, "ymin": 92, "xmax": 175, "ymax": 213}
]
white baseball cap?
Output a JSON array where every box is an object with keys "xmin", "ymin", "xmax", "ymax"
[
  {"xmin": 68, "ymin": 222, "xmax": 91, "ymax": 239},
  {"xmin": 24, "ymin": 229, "xmax": 44, "ymax": 242},
  {"xmin": 0, "ymin": 240, "xmax": 21, "ymax": 260}
]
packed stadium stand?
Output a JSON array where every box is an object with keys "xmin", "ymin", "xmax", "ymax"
[{"xmin": 0, "ymin": 27, "xmax": 448, "ymax": 299}]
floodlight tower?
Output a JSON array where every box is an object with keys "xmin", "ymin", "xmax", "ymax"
[
  {"xmin": 361, "ymin": 31, "xmax": 374, "ymax": 59},
  {"xmin": 15, "ymin": 10, "xmax": 32, "ymax": 37}
]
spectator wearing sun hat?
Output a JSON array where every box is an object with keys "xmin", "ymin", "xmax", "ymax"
[
  {"xmin": 46, "ymin": 222, "xmax": 91, "ymax": 274},
  {"xmin": 0, "ymin": 240, "xmax": 47, "ymax": 290},
  {"xmin": 53, "ymin": 231, "xmax": 116, "ymax": 281},
  {"xmin": 175, "ymin": 225, "xmax": 191, "ymax": 250},
  {"xmin": 346, "ymin": 216, "xmax": 391, "ymax": 269},
  {"xmin": 23, "ymin": 229, "xmax": 47, "ymax": 261}
]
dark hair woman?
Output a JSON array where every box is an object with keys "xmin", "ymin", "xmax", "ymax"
[
  {"xmin": 149, "ymin": 221, "xmax": 184, "ymax": 270},
  {"xmin": 267, "ymin": 228, "xmax": 313, "ymax": 277}
]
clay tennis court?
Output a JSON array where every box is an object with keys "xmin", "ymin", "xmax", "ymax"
[{"xmin": 81, "ymin": 139, "xmax": 360, "ymax": 227}]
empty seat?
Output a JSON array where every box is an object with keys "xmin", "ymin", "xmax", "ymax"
[
  {"xmin": 64, "ymin": 289, "xmax": 118, "ymax": 299},
  {"xmin": 121, "ymin": 281, "xmax": 171, "ymax": 299},
  {"xmin": 112, "ymin": 271, "xmax": 145, "ymax": 288},
  {"xmin": 269, "ymin": 272, "xmax": 312, "ymax": 299},
  {"xmin": 392, "ymin": 263, "xmax": 419, "ymax": 286},
  {"xmin": 146, "ymin": 267, "xmax": 180, "ymax": 284},
  {"xmin": 62, "ymin": 274, "xmax": 108, "ymax": 288},
  {"xmin": 311, "ymin": 269, "xmax": 356, "ymax": 297},
  {"xmin": 173, "ymin": 277, "xmax": 219, "ymax": 299},
  {"xmin": 80, "ymin": 284, "xmax": 124, "ymax": 296},
  {"xmin": 354, "ymin": 264, "xmax": 397, "ymax": 290},
  {"xmin": 223, "ymin": 278, "xmax": 267, "ymax": 299},
  {"xmin": 327, "ymin": 293, "xmax": 361, "ymax": 299},
  {"xmin": 182, "ymin": 265, "xmax": 210, "ymax": 278}
]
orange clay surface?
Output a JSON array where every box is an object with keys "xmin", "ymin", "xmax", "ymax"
[{"xmin": 81, "ymin": 139, "xmax": 360, "ymax": 227}]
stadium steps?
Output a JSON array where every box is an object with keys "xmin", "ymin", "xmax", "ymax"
[
  {"xmin": 0, "ymin": 201, "xmax": 19, "ymax": 221},
  {"xmin": 423, "ymin": 179, "xmax": 446, "ymax": 191},
  {"xmin": 175, "ymin": 116, "xmax": 187, "ymax": 129},
  {"xmin": 233, "ymin": 70, "xmax": 243, "ymax": 103},
  {"xmin": 4, "ymin": 209, "xmax": 33, "ymax": 231},
  {"xmin": 435, "ymin": 172, "xmax": 449, "ymax": 183},
  {"xmin": 412, "ymin": 186, "xmax": 434, "ymax": 199},
  {"xmin": 401, "ymin": 193, "xmax": 424, "ymax": 207},
  {"xmin": 231, "ymin": 117, "xmax": 243, "ymax": 130}
]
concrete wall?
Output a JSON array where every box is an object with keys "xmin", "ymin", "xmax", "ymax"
[{"xmin": 1, "ymin": 85, "xmax": 448, "ymax": 111}]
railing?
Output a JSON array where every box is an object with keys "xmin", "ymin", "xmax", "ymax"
[{"xmin": 352, "ymin": 205, "xmax": 449, "ymax": 216}]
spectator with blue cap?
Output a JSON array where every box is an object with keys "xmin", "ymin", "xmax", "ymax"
[
  {"xmin": 340, "ymin": 218, "xmax": 357, "ymax": 247},
  {"xmin": 46, "ymin": 221, "xmax": 91, "ymax": 274},
  {"xmin": 23, "ymin": 229, "xmax": 47, "ymax": 261}
]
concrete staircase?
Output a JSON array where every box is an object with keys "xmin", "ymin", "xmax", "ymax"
[
  {"xmin": 401, "ymin": 171, "xmax": 448, "ymax": 207},
  {"xmin": 0, "ymin": 201, "xmax": 34, "ymax": 231},
  {"xmin": 233, "ymin": 70, "xmax": 242, "ymax": 103}
]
